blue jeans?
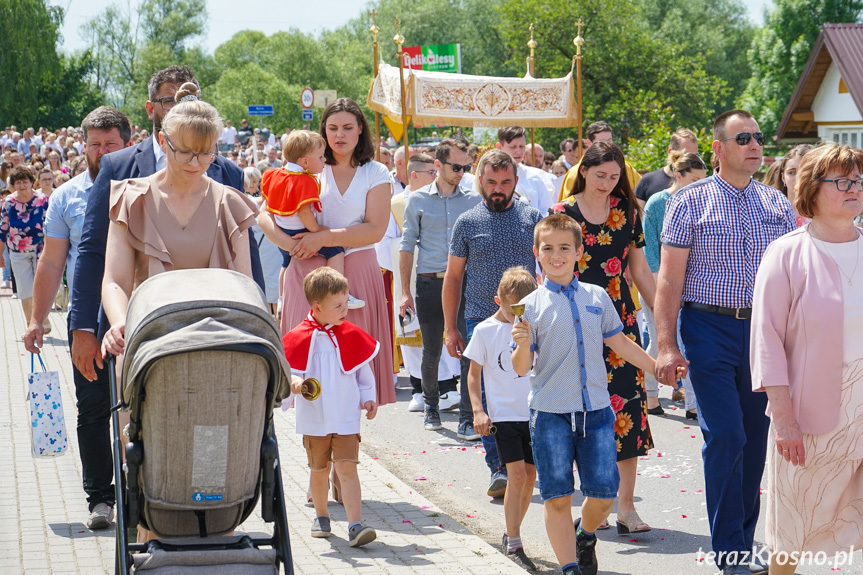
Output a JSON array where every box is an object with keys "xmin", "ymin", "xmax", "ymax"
[
  {"xmin": 680, "ymin": 308, "xmax": 768, "ymax": 568},
  {"xmin": 529, "ymin": 407, "xmax": 619, "ymax": 501},
  {"xmin": 466, "ymin": 317, "xmax": 503, "ymax": 476}
]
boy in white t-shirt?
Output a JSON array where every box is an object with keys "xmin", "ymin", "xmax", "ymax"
[{"xmin": 464, "ymin": 266, "xmax": 538, "ymax": 571}]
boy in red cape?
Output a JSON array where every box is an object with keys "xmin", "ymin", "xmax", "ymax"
[{"xmin": 283, "ymin": 267, "xmax": 379, "ymax": 547}]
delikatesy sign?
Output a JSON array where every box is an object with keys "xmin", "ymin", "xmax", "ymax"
[{"xmin": 403, "ymin": 44, "xmax": 461, "ymax": 74}]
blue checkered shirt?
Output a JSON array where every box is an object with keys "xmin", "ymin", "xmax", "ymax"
[
  {"xmin": 520, "ymin": 276, "xmax": 623, "ymax": 413},
  {"xmin": 661, "ymin": 174, "xmax": 795, "ymax": 308}
]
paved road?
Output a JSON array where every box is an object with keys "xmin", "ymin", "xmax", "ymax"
[{"xmin": 359, "ymin": 373, "xmax": 863, "ymax": 575}]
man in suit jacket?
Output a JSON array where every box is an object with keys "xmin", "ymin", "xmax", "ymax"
[{"xmin": 69, "ymin": 66, "xmax": 265, "ymax": 413}]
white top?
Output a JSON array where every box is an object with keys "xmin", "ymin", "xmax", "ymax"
[
  {"xmin": 460, "ymin": 172, "xmax": 476, "ymax": 191},
  {"xmin": 319, "ymin": 161, "xmax": 392, "ymax": 254},
  {"xmin": 812, "ymin": 234, "xmax": 863, "ymax": 363},
  {"xmin": 291, "ymin": 333, "xmax": 377, "ymax": 436},
  {"xmin": 219, "ymin": 126, "xmax": 238, "ymax": 145},
  {"xmin": 516, "ymin": 164, "xmax": 553, "ymax": 215},
  {"xmin": 463, "ymin": 316, "xmax": 531, "ymax": 422}
]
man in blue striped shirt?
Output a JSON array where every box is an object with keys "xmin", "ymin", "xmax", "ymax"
[{"xmin": 655, "ymin": 110, "xmax": 795, "ymax": 575}]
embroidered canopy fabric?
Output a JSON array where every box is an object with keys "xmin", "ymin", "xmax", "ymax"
[{"xmin": 368, "ymin": 62, "xmax": 578, "ymax": 128}]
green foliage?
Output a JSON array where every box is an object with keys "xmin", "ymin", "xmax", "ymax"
[
  {"xmin": 640, "ymin": 0, "xmax": 754, "ymax": 112},
  {"xmin": 497, "ymin": 0, "xmax": 729, "ymax": 147},
  {"xmin": 738, "ymin": 0, "xmax": 863, "ymax": 138},
  {"xmin": 625, "ymin": 103, "xmax": 713, "ymax": 172},
  {"xmin": 34, "ymin": 53, "xmax": 105, "ymax": 129},
  {"xmin": 0, "ymin": 0, "xmax": 64, "ymax": 125},
  {"xmin": 80, "ymin": 0, "xmax": 209, "ymax": 126},
  {"xmin": 208, "ymin": 63, "xmax": 306, "ymax": 134}
]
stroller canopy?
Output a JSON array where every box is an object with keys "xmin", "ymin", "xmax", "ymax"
[{"xmin": 122, "ymin": 268, "xmax": 290, "ymax": 403}]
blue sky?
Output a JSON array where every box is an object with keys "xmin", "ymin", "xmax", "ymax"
[{"xmin": 54, "ymin": 0, "xmax": 772, "ymax": 55}]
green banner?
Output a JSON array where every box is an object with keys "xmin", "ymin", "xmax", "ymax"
[{"xmin": 403, "ymin": 44, "xmax": 461, "ymax": 74}]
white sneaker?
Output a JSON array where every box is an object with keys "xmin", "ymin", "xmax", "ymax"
[
  {"xmin": 347, "ymin": 294, "xmax": 366, "ymax": 309},
  {"xmin": 439, "ymin": 391, "xmax": 460, "ymax": 411},
  {"xmin": 86, "ymin": 503, "xmax": 114, "ymax": 530},
  {"xmin": 408, "ymin": 393, "xmax": 425, "ymax": 412}
]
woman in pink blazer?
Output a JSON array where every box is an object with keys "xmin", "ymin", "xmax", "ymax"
[{"xmin": 751, "ymin": 143, "xmax": 863, "ymax": 574}]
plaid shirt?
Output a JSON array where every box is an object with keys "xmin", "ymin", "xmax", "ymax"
[{"xmin": 661, "ymin": 174, "xmax": 795, "ymax": 309}]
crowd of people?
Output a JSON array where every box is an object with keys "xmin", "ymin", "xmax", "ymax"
[{"xmin": 4, "ymin": 62, "xmax": 863, "ymax": 575}]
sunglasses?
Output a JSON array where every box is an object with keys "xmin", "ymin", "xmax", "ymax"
[
  {"xmin": 721, "ymin": 132, "xmax": 765, "ymax": 146},
  {"xmin": 440, "ymin": 160, "xmax": 472, "ymax": 173}
]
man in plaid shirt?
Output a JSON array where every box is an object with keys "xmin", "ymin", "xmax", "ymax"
[{"xmin": 654, "ymin": 110, "xmax": 795, "ymax": 575}]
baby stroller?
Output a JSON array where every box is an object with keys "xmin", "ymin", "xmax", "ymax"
[{"xmin": 106, "ymin": 268, "xmax": 293, "ymax": 574}]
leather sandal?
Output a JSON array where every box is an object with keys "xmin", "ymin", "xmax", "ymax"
[{"xmin": 616, "ymin": 510, "xmax": 651, "ymax": 534}]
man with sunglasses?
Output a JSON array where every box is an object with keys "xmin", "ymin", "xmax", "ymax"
[
  {"xmin": 399, "ymin": 139, "xmax": 481, "ymax": 442},
  {"xmin": 69, "ymin": 66, "xmax": 265, "ymax": 400},
  {"xmin": 654, "ymin": 110, "xmax": 795, "ymax": 575}
]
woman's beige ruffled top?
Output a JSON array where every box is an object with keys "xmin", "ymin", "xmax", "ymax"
[{"xmin": 109, "ymin": 174, "xmax": 258, "ymax": 287}]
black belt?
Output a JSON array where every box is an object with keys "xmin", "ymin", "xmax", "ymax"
[{"xmin": 683, "ymin": 301, "xmax": 751, "ymax": 320}]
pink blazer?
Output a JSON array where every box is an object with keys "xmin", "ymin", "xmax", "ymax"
[{"xmin": 750, "ymin": 224, "xmax": 856, "ymax": 434}]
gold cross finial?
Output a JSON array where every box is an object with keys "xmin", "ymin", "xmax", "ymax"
[
  {"xmin": 369, "ymin": 10, "xmax": 379, "ymax": 36},
  {"xmin": 527, "ymin": 23, "xmax": 537, "ymax": 51},
  {"xmin": 575, "ymin": 18, "xmax": 584, "ymax": 37},
  {"xmin": 393, "ymin": 17, "xmax": 404, "ymax": 46}
]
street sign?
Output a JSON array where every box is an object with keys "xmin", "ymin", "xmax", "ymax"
[
  {"xmin": 314, "ymin": 90, "xmax": 337, "ymax": 109},
  {"xmin": 302, "ymin": 109, "xmax": 314, "ymax": 122},
  {"xmin": 301, "ymin": 87, "xmax": 314, "ymax": 109},
  {"xmin": 248, "ymin": 105, "xmax": 273, "ymax": 116}
]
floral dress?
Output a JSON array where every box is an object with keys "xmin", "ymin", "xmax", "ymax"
[
  {"xmin": 551, "ymin": 194, "xmax": 653, "ymax": 459},
  {"xmin": 0, "ymin": 193, "xmax": 49, "ymax": 254}
]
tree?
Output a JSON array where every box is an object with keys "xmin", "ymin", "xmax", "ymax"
[
  {"xmin": 80, "ymin": 0, "xmax": 209, "ymax": 125},
  {"xmin": 208, "ymin": 63, "xmax": 305, "ymax": 134},
  {"xmin": 497, "ymin": 0, "xmax": 729, "ymax": 151},
  {"xmin": 738, "ymin": 0, "xmax": 863, "ymax": 138},
  {"xmin": 640, "ymin": 0, "xmax": 754, "ymax": 112},
  {"xmin": 0, "ymin": 0, "xmax": 64, "ymax": 125},
  {"xmin": 34, "ymin": 53, "xmax": 105, "ymax": 129}
]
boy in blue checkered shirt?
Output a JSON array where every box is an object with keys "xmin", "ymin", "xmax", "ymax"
[{"xmin": 511, "ymin": 214, "xmax": 682, "ymax": 575}]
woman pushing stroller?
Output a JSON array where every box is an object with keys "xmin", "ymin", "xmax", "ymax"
[
  {"xmin": 100, "ymin": 81, "xmax": 257, "ymax": 357},
  {"xmin": 99, "ymin": 83, "xmax": 258, "ymax": 544}
]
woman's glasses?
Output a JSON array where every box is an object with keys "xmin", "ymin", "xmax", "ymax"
[
  {"xmin": 165, "ymin": 137, "xmax": 217, "ymax": 165},
  {"xmin": 823, "ymin": 178, "xmax": 863, "ymax": 192}
]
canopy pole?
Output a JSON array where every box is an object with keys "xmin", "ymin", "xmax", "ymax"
[
  {"xmin": 574, "ymin": 19, "xmax": 585, "ymax": 161},
  {"xmin": 394, "ymin": 18, "xmax": 410, "ymax": 170},
  {"xmin": 527, "ymin": 23, "xmax": 538, "ymax": 167},
  {"xmin": 370, "ymin": 10, "xmax": 381, "ymax": 161}
]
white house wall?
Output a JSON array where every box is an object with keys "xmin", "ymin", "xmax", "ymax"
[{"xmin": 811, "ymin": 62, "xmax": 863, "ymax": 123}]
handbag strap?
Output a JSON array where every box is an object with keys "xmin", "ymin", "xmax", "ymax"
[{"xmin": 31, "ymin": 352, "xmax": 47, "ymax": 373}]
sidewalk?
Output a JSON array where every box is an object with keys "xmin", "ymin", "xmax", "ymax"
[{"xmin": 0, "ymin": 289, "xmax": 528, "ymax": 574}]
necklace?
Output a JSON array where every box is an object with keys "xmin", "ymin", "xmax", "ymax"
[
  {"xmin": 575, "ymin": 194, "xmax": 610, "ymax": 227},
  {"xmin": 811, "ymin": 230, "xmax": 860, "ymax": 286}
]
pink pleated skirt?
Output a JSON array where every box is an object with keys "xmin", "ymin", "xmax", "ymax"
[{"xmin": 280, "ymin": 248, "xmax": 396, "ymax": 406}]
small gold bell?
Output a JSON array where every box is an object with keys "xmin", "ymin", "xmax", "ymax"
[{"xmin": 301, "ymin": 378, "xmax": 322, "ymax": 401}]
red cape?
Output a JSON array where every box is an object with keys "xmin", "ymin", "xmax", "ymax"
[
  {"xmin": 282, "ymin": 315, "xmax": 379, "ymax": 374},
  {"xmin": 261, "ymin": 169, "xmax": 321, "ymax": 217}
]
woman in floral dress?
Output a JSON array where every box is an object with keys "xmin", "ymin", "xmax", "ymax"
[
  {"xmin": 551, "ymin": 142, "xmax": 657, "ymax": 534},
  {"xmin": 0, "ymin": 165, "xmax": 50, "ymax": 334}
]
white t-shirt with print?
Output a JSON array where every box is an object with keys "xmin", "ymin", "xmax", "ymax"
[{"xmin": 463, "ymin": 316, "xmax": 530, "ymax": 422}]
